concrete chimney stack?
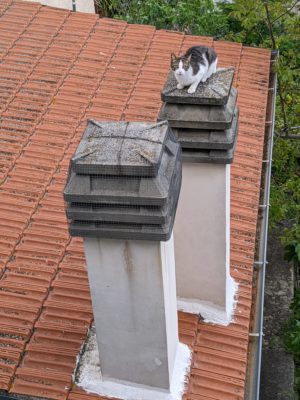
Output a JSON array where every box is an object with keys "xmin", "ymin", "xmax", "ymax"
[
  {"xmin": 64, "ymin": 121, "xmax": 189, "ymax": 399},
  {"xmin": 158, "ymin": 68, "xmax": 239, "ymax": 324}
]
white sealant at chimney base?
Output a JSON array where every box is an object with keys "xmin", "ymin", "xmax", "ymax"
[{"xmin": 75, "ymin": 328, "xmax": 192, "ymax": 400}]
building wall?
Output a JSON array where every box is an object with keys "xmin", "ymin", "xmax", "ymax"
[{"xmin": 23, "ymin": 0, "xmax": 95, "ymax": 13}]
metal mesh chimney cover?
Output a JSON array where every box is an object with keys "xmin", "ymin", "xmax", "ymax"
[
  {"xmin": 158, "ymin": 67, "xmax": 239, "ymax": 164},
  {"xmin": 158, "ymin": 87, "xmax": 237, "ymax": 130},
  {"xmin": 64, "ymin": 120, "xmax": 182, "ymax": 241}
]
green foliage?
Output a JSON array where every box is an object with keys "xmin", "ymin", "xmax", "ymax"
[
  {"xmin": 94, "ymin": 0, "xmax": 128, "ymax": 16},
  {"xmin": 110, "ymin": 0, "xmax": 231, "ymax": 38},
  {"xmin": 272, "ymin": 139, "xmax": 299, "ymax": 186},
  {"xmin": 272, "ymin": 123, "xmax": 300, "ymax": 266},
  {"xmin": 285, "ymin": 242, "xmax": 300, "ymax": 265},
  {"xmin": 269, "ymin": 138, "xmax": 300, "ymax": 243},
  {"xmin": 220, "ymin": 0, "xmax": 270, "ymax": 44},
  {"xmin": 284, "ymin": 289, "xmax": 300, "ymax": 393}
]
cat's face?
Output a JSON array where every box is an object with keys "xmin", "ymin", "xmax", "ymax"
[{"xmin": 170, "ymin": 53, "xmax": 191, "ymax": 77}]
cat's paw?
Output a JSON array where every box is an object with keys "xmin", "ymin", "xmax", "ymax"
[
  {"xmin": 187, "ymin": 86, "xmax": 196, "ymax": 94},
  {"xmin": 177, "ymin": 83, "xmax": 184, "ymax": 90}
]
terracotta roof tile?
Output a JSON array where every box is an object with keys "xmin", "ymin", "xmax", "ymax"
[
  {"xmin": 11, "ymin": 366, "xmax": 72, "ymax": 400},
  {"xmin": 0, "ymin": 1, "xmax": 271, "ymax": 398},
  {"xmin": 69, "ymin": 390, "xmax": 119, "ymax": 400},
  {"xmin": 187, "ymin": 370, "xmax": 245, "ymax": 400}
]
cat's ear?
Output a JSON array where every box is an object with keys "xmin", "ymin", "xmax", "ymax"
[
  {"xmin": 185, "ymin": 53, "xmax": 192, "ymax": 62},
  {"xmin": 171, "ymin": 52, "xmax": 177, "ymax": 61}
]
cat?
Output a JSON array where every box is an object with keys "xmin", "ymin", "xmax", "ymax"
[{"xmin": 170, "ymin": 45, "xmax": 218, "ymax": 94}]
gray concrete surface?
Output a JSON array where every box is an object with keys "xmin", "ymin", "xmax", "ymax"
[
  {"xmin": 181, "ymin": 146, "xmax": 234, "ymax": 164},
  {"xmin": 158, "ymin": 88, "xmax": 237, "ymax": 130},
  {"xmin": 68, "ymin": 199, "xmax": 179, "ymax": 241},
  {"xmin": 180, "ymin": 116, "xmax": 238, "ymax": 164},
  {"xmin": 261, "ymin": 349, "xmax": 295, "ymax": 400},
  {"xmin": 173, "ymin": 108, "xmax": 238, "ymax": 150},
  {"xmin": 67, "ymin": 199, "xmax": 170, "ymax": 225},
  {"xmin": 72, "ymin": 120, "xmax": 169, "ymax": 177},
  {"xmin": 83, "ymin": 236, "xmax": 178, "ymax": 390},
  {"xmin": 161, "ymin": 68, "xmax": 234, "ymax": 105}
]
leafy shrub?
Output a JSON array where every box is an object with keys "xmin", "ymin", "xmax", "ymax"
[
  {"xmin": 103, "ymin": 0, "xmax": 232, "ymax": 38},
  {"xmin": 284, "ymin": 289, "xmax": 300, "ymax": 392}
]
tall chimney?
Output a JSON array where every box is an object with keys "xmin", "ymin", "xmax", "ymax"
[
  {"xmin": 159, "ymin": 68, "xmax": 239, "ymax": 324},
  {"xmin": 64, "ymin": 121, "xmax": 189, "ymax": 398}
]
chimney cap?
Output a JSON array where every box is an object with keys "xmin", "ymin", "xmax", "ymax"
[
  {"xmin": 64, "ymin": 121, "xmax": 182, "ymax": 241},
  {"xmin": 71, "ymin": 120, "xmax": 170, "ymax": 177},
  {"xmin": 158, "ymin": 87, "xmax": 237, "ymax": 130},
  {"xmin": 161, "ymin": 67, "xmax": 234, "ymax": 106},
  {"xmin": 173, "ymin": 108, "xmax": 239, "ymax": 151}
]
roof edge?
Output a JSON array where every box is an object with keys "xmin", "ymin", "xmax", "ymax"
[{"xmin": 245, "ymin": 49, "xmax": 278, "ymax": 400}]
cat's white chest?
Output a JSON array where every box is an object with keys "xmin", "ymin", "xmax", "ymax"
[
  {"xmin": 171, "ymin": 48, "xmax": 218, "ymax": 94},
  {"xmin": 176, "ymin": 65, "xmax": 195, "ymax": 86}
]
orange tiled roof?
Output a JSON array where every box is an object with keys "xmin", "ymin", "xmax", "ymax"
[{"xmin": 0, "ymin": 1, "xmax": 270, "ymax": 399}]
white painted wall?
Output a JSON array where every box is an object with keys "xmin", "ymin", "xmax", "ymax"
[
  {"xmin": 83, "ymin": 235, "xmax": 179, "ymax": 391},
  {"xmin": 23, "ymin": 0, "xmax": 95, "ymax": 13},
  {"xmin": 174, "ymin": 162, "xmax": 236, "ymax": 324}
]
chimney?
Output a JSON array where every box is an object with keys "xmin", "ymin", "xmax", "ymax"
[
  {"xmin": 64, "ymin": 121, "xmax": 189, "ymax": 398},
  {"xmin": 158, "ymin": 68, "xmax": 239, "ymax": 324}
]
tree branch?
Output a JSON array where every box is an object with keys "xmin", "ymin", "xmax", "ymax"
[
  {"xmin": 271, "ymin": 0, "xmax": 300, "ymax": 25},
  {"xmin": 282, "ymin": 135, "xmax": 300, "ymax": 140},
  {"xmin": 263, "ymin": 2, "xmax": 277, "ymax": 48},
  {"xmin": 277, "ymin": 127, "xmax": 300, "ymax": 139},
  {"xmin": 263, "ymin": 2, "xmax": 289, "ymax": 135}
]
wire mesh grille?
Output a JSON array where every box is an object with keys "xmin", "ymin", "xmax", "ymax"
[{"xmin": 64, "ymin": 120, "xmax": 182, "ymax": 241}]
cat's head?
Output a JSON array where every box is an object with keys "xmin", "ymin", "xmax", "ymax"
[{"xmin": 170, "ymin": 53, "xmax": 191, "ymax": 77}]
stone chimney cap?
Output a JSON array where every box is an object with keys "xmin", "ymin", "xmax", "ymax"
[
  {"xmin": 173, "ymin": 108, "xmax": 239, "ymax": 165},
  {"xmin": 161, "ymin": 67, "xmax": 234, "ymax": 106},
  {"xmin": 158, "ymin": 87, "xmax": 237, "ymax": 131},
  {"xmin": 64, "ymin": 121, "xmax": 182, "ymax": 240},
  {"xmin": 64, "ymin": 135, "xmax": 180, "ymax": 207},
  {"xmin": 71, "ymin": 120, "xmax": 170, "ymax": 177}
]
